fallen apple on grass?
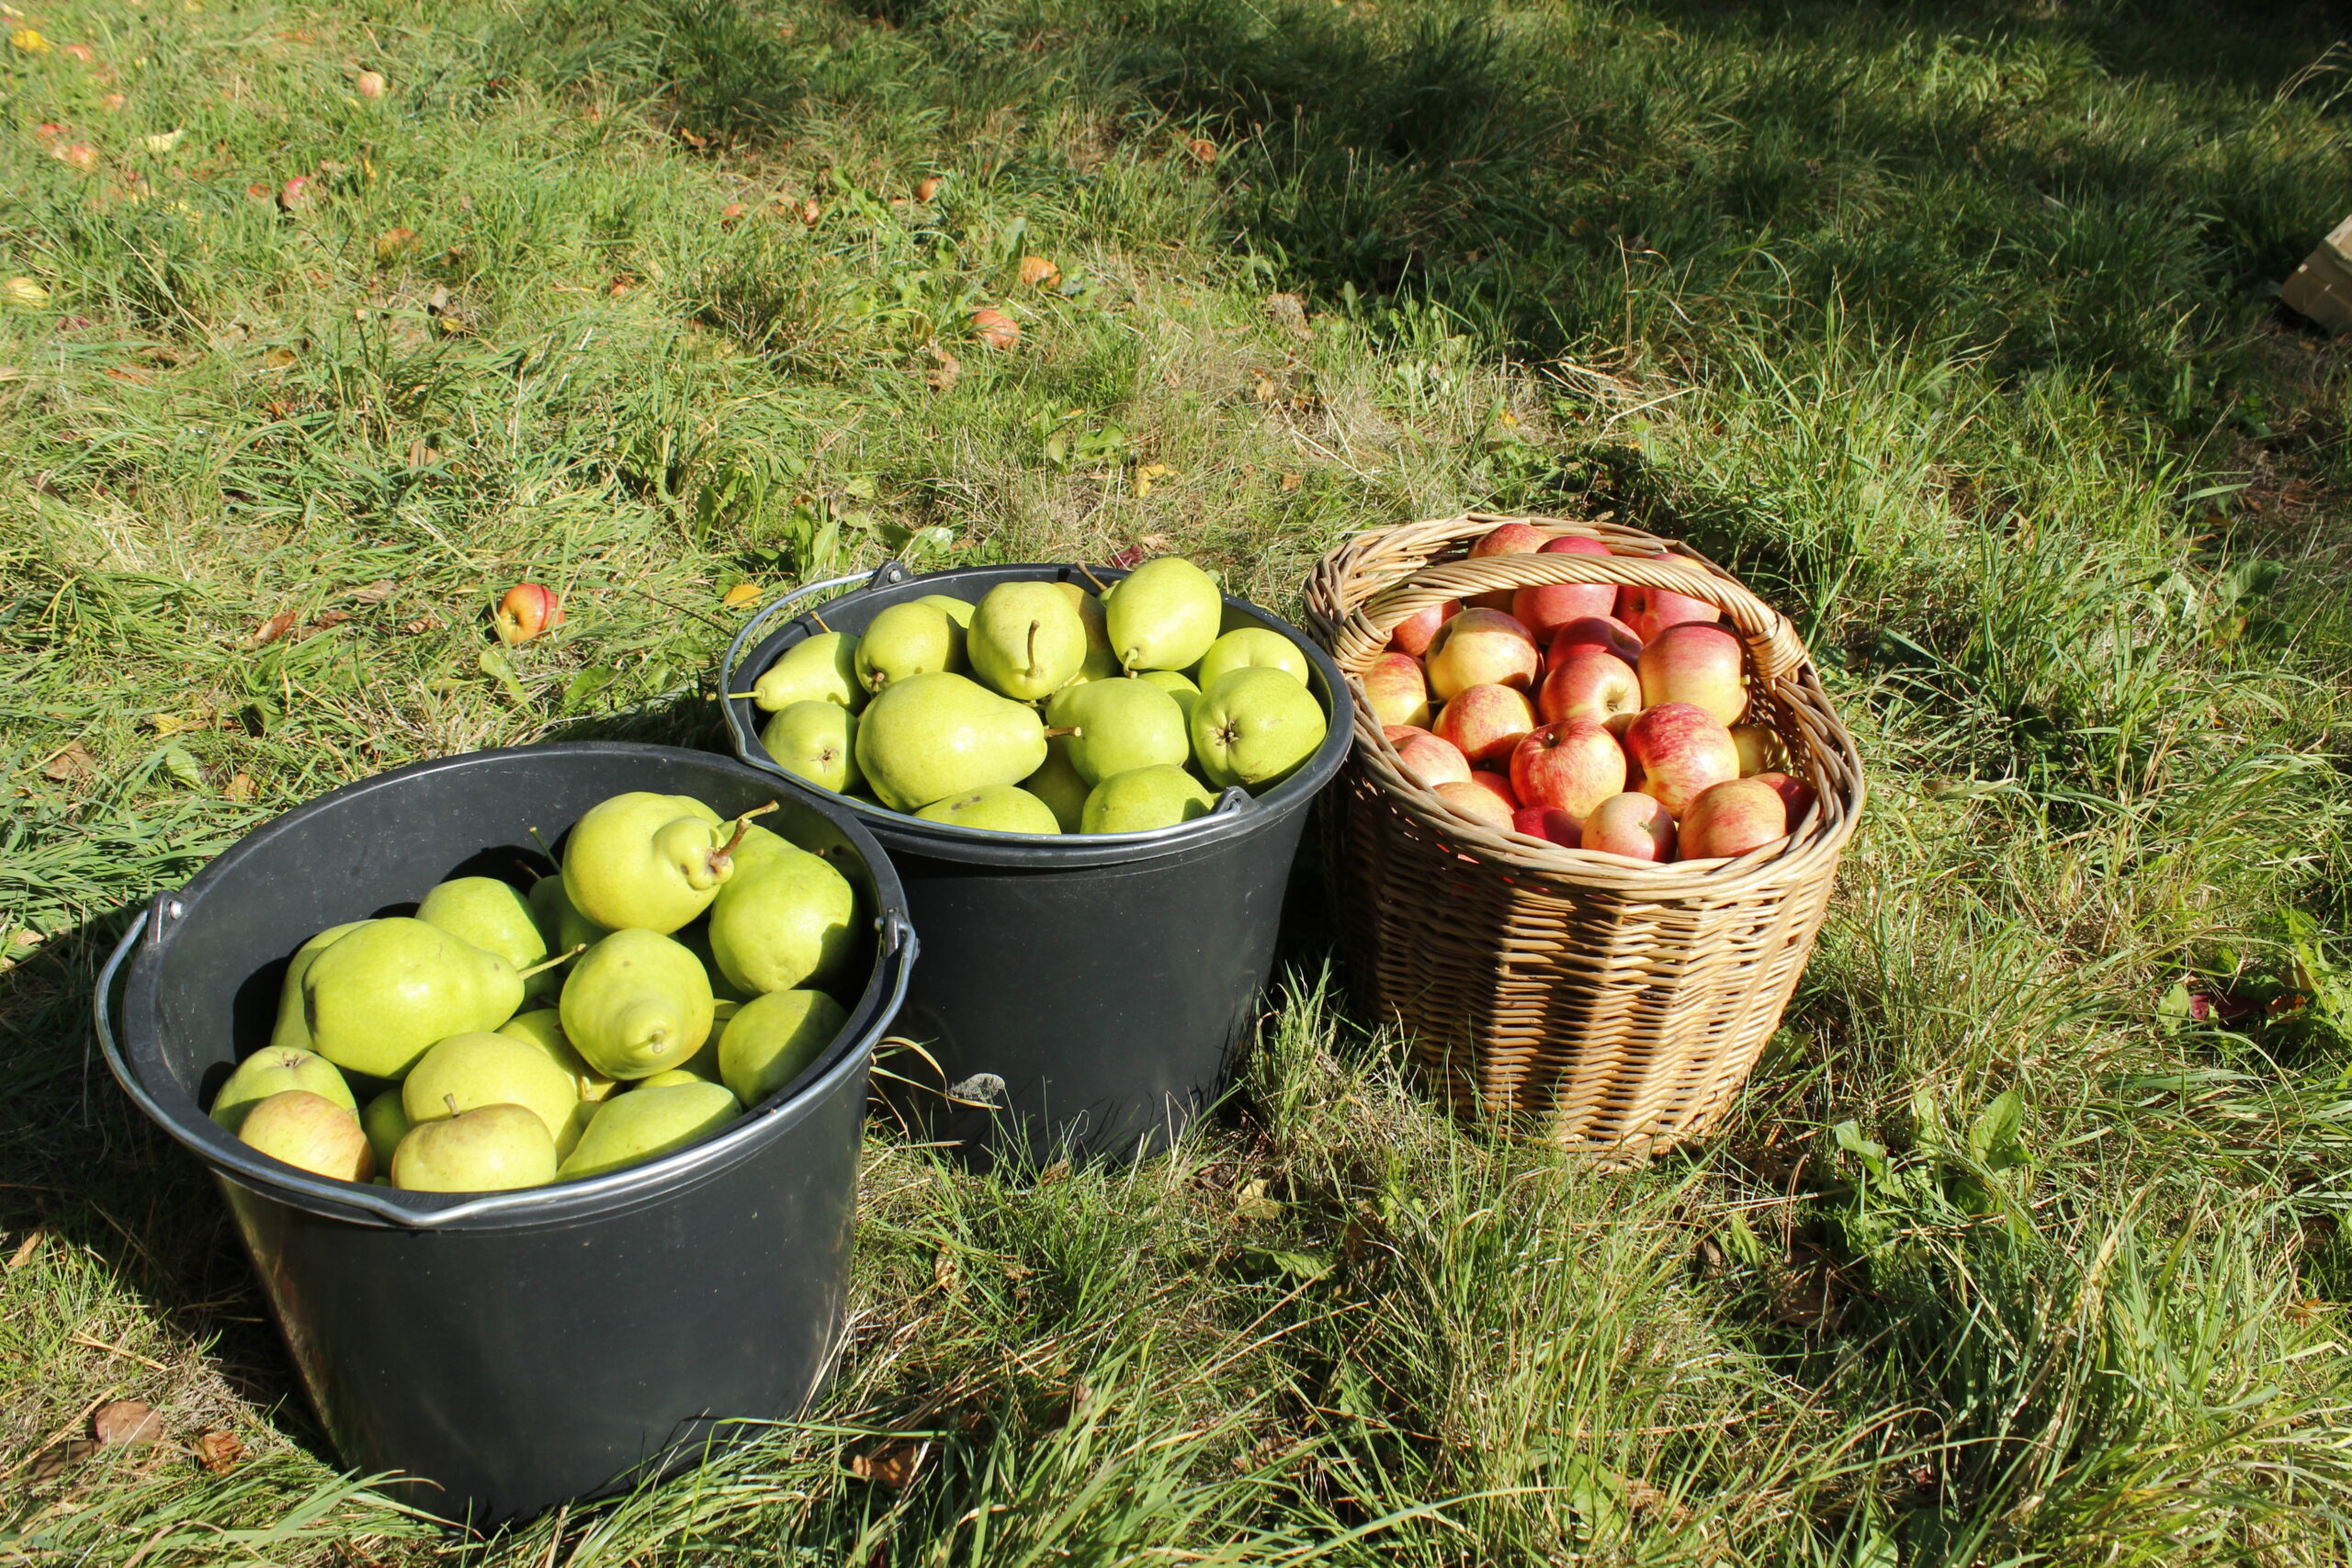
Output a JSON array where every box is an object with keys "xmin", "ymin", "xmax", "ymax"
[{"xmin": 494, "ymin": 582, "xmax": 563, "ymax": 644}]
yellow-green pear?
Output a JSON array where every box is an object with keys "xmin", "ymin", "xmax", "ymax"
[
  {"xmin": 210, "ymin": 1045, "xmax": 356, "ymax": 1134},
  {"xmin": 854, "ymin": 671, "xmax": 1048, "ymax": 811},
  {"xmin": 855, "ymin": 601, "xmax": 965, "ymax": 694},
  {"xmin": 1190, "ymin": 666, "xmax": 1329, "ymax": 793},
  {"xmin": 1193, "ymin": 627, "xmax": 1311, "ymax": 691},
  {"xmin": 560, "ymin": 929, "xmax": 715, "ymax": 1079},
  {"xmin": 1046, "ymin": 678, "xmax": 1189, "ymax": 785},
  {"xmin": 238, "ymin": 1090, "xmax": 374, "ymax": 1183},
  {"xmin": 418, "ymin": 876, "xmax": 554, "ymax": 1000},
  {"xmin": 918, "ymin": 594, "xmax": 974, "ymax": 627},
  {"xmin": 360, "ymin": 1088, "xmax": 411, "ymax": 1171},
  {"xmin": 498, "ymin": 1009, "xmax": 617, "ymax": 1100},
  {"xmin": 719, "ymin": 988, "xmax": 849, "ymax": 1108},
  {"xmin": 529, "ymin": 874, "xmax": 606, "ymax": 958},
  {"xmin": 402, "ymin": 1032, "xmax": 588, "ymax": 1156},
  {"xmin": 1104, "ymin": 557, "xmax": 1222, "ymax": 671},
  {"xmin": 1052, "ymin": 582, "xmax": 1120, "ymax": 682},
  {"xmin": 558, "ymin": 1082, "xmax": 741, "ymax": 1179},
  {"xmin": 302, "ymin": 918, "xmax": 526, "ymax": 1080},
  {"xmin": 676, "ymin": 919, "xmax": 756, "ymax": 1004},
  {"xmin": 707, "ymin": 841, "xmax": 857, "ymax": 994},
  {"xmin": 761, "ymin": 701, "xmax": 861, "ymax": 794},
  {"xmin": 750, "ymin": 631, "xmax": 865, "ymax": 713},
  {"xmin": 967, "ymin": 582, "xmax": 1087, "ymax": 700},
  {"xmin": 1021, "ymin": 738, "xmax": 1092, "ymax": 832},
  {"xmin": 1136, "ymin": 670, "xmax": 1201, "ymax": 723},
  {"xmin": 391, "ymin": 1101, "xmax": 557, "ymax": 1192},
  {"xmin": 1082, "ymin": 765, "xmax": 1219, "ymax": 833},
  {"xmin": 267, "ymin": 921, "xmax": 369, "ymax": 1054},
  {"xmin": 639, "ymin": 1067, "xmax": 731, "ymax": 1098},
  {"xmin": 917, "ymin": 784, "xmax": 1061, "ymax": 834},
  {"xmin": 561, "ymin": 792, "xmax": 750, "ymax": 933}
]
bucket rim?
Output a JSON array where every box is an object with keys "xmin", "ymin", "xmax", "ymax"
[
  {"xmin": 99, "ymin": 740, "xmax": 915, "ymax": 1231},
  {"xmin": 719, "ymin": 561, "xmax": 1352, "ymax": 867}
]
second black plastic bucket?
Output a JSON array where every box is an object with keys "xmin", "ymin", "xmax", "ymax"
[
  {"xmin": 720, "ymin": 562, "xmax": 1351, "ymax": 1164},
  {"xmin": 95, "ymin": 743, "xmax": 913, "ymax": 1525}
]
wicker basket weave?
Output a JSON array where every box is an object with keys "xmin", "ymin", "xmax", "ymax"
[{"xmin": 1303, "ymin": 513, "xmax": 1864, "ymax": 1156}]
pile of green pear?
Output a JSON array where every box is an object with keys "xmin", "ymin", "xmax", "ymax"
[
  {"xmin": 747, "ymin": 556, "xmax": 1329, "ymax": 835},
  {"xmin": 208, "ymin": 792, "xmax": 865, "ymax": 1194}
]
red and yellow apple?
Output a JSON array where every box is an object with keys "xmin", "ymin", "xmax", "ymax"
[
  {"xmin": 1510, "ymin": 535, "xmax": 1618, "ymax": 640},
  {"xmin": 1512, "ymin": 806, "xmax": 1580, "ymax": 847},
  {"xmin": 1424, "ymin": 608, "xmax": 1538, "ymax": 699},
  {"xmin": 1389, "ymin": 598, "xmax": 1459, "ymax": 658},
  {"xmin": 1432, "ymin": 682, "xmax": 1536, "ymax": 767},
  {"xmin": 1467, "ymin": 522, "xmax": 1546, "ymax": 609},
  {"xmin": 1434, "ymin": 773, "xmax": 1518, "ymax": 829},
  {"xmin": 1637, "ymin": 621, "xmax": 1747, "ymax": 727},
  {"xmin": 1362, "ymin": 651, "xmax": 1432, "ymax": 728},
  {"xmin": 1386, "ymin": 726, "xmax": 1472, "ymax": 790},
  {"xmin": 1750, "ymin": 770, "xmax": 1817, "ymax": 824},
  {"xmin": 1581, "ymin": 792, "xmax": 1675, "ymax": 862},
  {"xmin": 1729, "ymin": 722, "xmax": 1784, "ymax": 776},
  {"xmin": 1678, "ymin": 777, "xmax": 1787, "ymax": 861},
  {"xmin": 1545, "ymin": 615, "xmax": 1643, "ymax": 671},
  {"xmin": 1538, "ymin": 648, "xmax": 1643, "ymax": 731},
  {"xmin": 1623, "ymin": 702, "xmax": 1739, "ymax": 817},
  {"xmin": 493, "ymin": 582, "xmax": 563, "ymax": 644},
  {"xmin": 1621, "ymin": 565, "xmax": 1721, "ymax": 642},
  {"xmin": 1509, "ymin": 721, "xmax": 1627, "ymax": 820}
]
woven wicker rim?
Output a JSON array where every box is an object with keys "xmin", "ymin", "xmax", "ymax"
[{"xmin": 1306, "ymin": 512, "xmax": 1865, "ymax": 895}]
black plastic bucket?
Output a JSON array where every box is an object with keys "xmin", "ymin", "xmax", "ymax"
[
  {"xmin": 719, "ymin": 562, "xmax": 1349, "ymax": 1164},
  {"xmin": 94, "ymin": 743, "xmax": 914, "ymax": 1526}
]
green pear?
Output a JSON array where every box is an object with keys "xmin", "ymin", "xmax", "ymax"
[
  {"xmin": 676, "ymin": 919, "xmax": 755, "ymax": 1003},
  {"xmin": 1021, "ymin": 739, "xmax": 1092, "ymax": 832},
  {"xmin": 1190, "ymin": 667, "xmax": 1329, "ymax": 793},
  {"xmin": 391, "ymin": 1100, "xmax": 557, "ymax": 1192},
  {"xmin": 529, "ymin": 874, "xmax": 607, "ymax": 959},
  {"xmin": 639, "ymin": 1067, "xmax": 733, "ymax": 1100},
  {"xmin": 1046, "ymin": 678, "xmax": 1189, "ymax": 785},
  {"xmin": 1193, "ymin": 627, "xmax": 1311, "ymax": 691},
  {"xmin": 1136, "ymin": 669, "xmax": 1201, "ymax": 723},
  {"xmin": 267, "ymin": 921, "xmax": 369, "ymax": 1054},
  {"xmin": 918, "ymin": 593, "xmax": 974, "ymax": 628},
  {"xmin": 856, "ymin": 601, "xmax": 965, "ymax": 694},
  {"xmin": 238, "ymin": 1090, "xmax": 374, "ymax": 1183},
  {"xmin": 719, "ymin": 988, "xmax": 848, "ymax": 1108},
  {"xmin": 1081, "ymin": 765, "xmax": 1219, "ymax": 833},
  {"xmin": 303, "ymin": 918, "xmax": 525, "ymax": 1080},
  {"xmin": 402, "ymin": 1032, "xmax": 587, "ymax": 1156},
  {"xmin": 1104, "ymin": 556, "xmax": 1222, "ymax": 671},
  {"xmin": 917, "ymin": 784, "xmax": 1061, "ymax": 834},
  {"xmin": 210, "ymin": 1045, "xmax": 356, "ymax": 1134},
  {"xmin": 418, "ymin": 877, "xmax": 554, "ymax": 1000},
  {"xmin": 497, "ymin": 1009, "xmax": 617, "ymax": 1100},
  {"xmin": 854, "ymin": 671, "xmax": 1049, "ymax": 810},
  {"xmin": 751, "ymin": 631, "xmax": 865, "ymax": 713},
  {"xmin": 761, "ymin": 701, "xmax": 861, "ymax": 794},
  {"xmin": 558, "ymin": 1082, "xmax": 740, "ymax": 1179},
  {"xmin": 967, "ymin": 582, "xmax": 1087, "ymax": 700},
  {"xmin": 1052, "ymin": 582, "xmax": 1121, "ymax": 683},
  {"xmin": 561, "ymin": 792, "xmax": 749, "ymax": 934},
  {"xmin": 707, "ymin": 841, "xmax": 857, "ymax": 994},
  {"xmin": 560, "ymin": 928, "xmax": 715, "ymax": 1079},
  {"xmin": 360, "ymin": 1088, "xmax": 411, "ymax": 1171}
]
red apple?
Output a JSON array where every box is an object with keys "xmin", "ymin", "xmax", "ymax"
[
  {"xmin": 1424, "ymin": 608, "xmax": 1538, "ymax": 699},
  {"xmin": 1434, "ymin": 774, "xmax": 1518, "ymax": 829},
  {"xmin": 1678, "ymin": 777, "xmax": 1788, "ymax": 861},
  {"xmin": 1388, "ymin": 728, "xmax": 1472, "ymax": 790},
  {"xmin": 1509, "ymin": 721, "xmax": 1627, "ymax": 820},
  {"xmin": 1513, "ymin": 806, "xmax": 1580, "ymax": 847},
  {"xmin": 493, "ymin": 582, "xmax": 563, "ymax": 644},
  {"xmin": 1537, "ymin": 649, "xmax": 1643, "ymax": 732},
  {"xmin": 1431, "ymin": 683, "xmax": 1536, "ymax": 768},
  {"xmin": 1582, "ymin": 792, "xmax": 1675, "ymax": 862},
  {"xmin": 1625, "ymin": 564, "xmax": 1722, "ymax": 641},
  {"xmin": 1362, "ymin": 651, "xmax": 1432, "ymax": 728},
  {"xmin": 1467, "ymin": 522, "xmax": 1546, "ymax": 610},
  {"xmin": 1623, "ymin": 702, "xmax": 1739, "ymax": 817},
  {"xmin": 1730, "ymin": 723, "xmax": 1784, "ymax": 776},
  {"xmin": 1638, "ymin": 621, "xmax": 1747, "ymax": 727},
  {"xmin": 1384, "ymin": 724, "xmax": 1433, "ymax": 742},
  {"xmin": 1390, "ymin": 598, "xmax": 1459, "ymax": 657},
  {"xmin": 1510, "ymin": 535, "xmax": 1619, "ymax": 641},
  {"xmin": 1751, "ymin": 770, "xmax": 1818, "ymax": 824},
  {"xmin": 1544, "ymin": 615, "xmax": 1643, "ymax": 672}
]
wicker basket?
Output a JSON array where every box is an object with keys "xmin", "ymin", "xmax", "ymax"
[{"xmin": 1303, "ymin": 513, "xmax": 1864, "ymax": 1156}]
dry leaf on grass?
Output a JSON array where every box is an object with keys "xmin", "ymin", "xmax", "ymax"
[
  {"xmin": 223, "ymin": 773, "xmax": 254, "ymax": 802},
  {"xmin": 1017, "ymin": 254, "xmax": 1059, "ymax": 288},
  {"xmin": 247, "ymin": 608, "xmax": 299, "ymax": 647},
  {"xmin": 1264, "ymin": 292, "xmax": 1310, "ymax": 342},
  {"xmin": 94, "ymin": 1400, "xmax": 163, "ymax": 1446},
  {"xmin": 1280, "ymin": 471, "xmax": 1302, "ymax": 491},
  {"xmin": 7, "ymin": 1230, "xmax": 44, "ymax": 1268},
  {"xmin": 721, "ymin": 582, "xmax": 762, "ymax": 608},
  {"xmin": 41, "ymin": 740, "xmax": 96, "ymax": 783},
  {"xmin": 28, "ymin": 1439, "xmax": 98, "ymax": 1481},
  {"xmin": 923, "ymin": 344, "xmax": 961, "ymax": 391},
  {"xmin": 1185, "ymin": 136, "xmax": 1217, "ymax": 164},
  {"xmin": 195, "ymin": 1428, "xmax": 244, "ymax": 1472},
  {"xmin": 346, "ymin": 579, "xmax": 397, "ymax": 604},
  {"xmin": 851, "ymin": 1439, "xmax": 928, "ymax": 1489}
]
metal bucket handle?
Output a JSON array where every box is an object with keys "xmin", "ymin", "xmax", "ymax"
[{"xmin": 94, "ymin": 893, "xmax": 916, "ymax": 1228}]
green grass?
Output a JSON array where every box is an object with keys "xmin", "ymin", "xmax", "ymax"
[{"xmin": 9, "ymin": 0, "xmax": 2352, "ymax": 1560}]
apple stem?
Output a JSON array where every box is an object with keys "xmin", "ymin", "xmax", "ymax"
[
  {"xmin": 708, "ymin": 801, "xmax": 781, "ymax": 874},
  {"xmin": 517, "ymin": 943, "xmax": 585, "ymax": 980}
]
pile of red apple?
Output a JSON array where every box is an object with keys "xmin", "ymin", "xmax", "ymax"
[{"xmin": 1363, "ymin": 524, "xmax": 1815, "ymax": 863}]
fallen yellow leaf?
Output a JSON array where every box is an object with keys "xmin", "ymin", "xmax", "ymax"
[
  {"xmin": 11, "ymin": 28, "xmax": 51, "ymax": 53},
  {"xmin": 721, "ymin": 582, "xmax": 762, "ymax": 608}
]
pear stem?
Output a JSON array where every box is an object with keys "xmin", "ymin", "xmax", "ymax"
[
  {"xmin": 1043, "ymin": 727, "xmax": 1078, "ymax": 739},
  {"xmin": 708, "ymin": 801, "xmax": 781, "ymax": 875},
  {"xmin": 725, "ymin": 691, "xmax": 761, "ymax": 701},
  {"xmin": 517, "ymin": 943, "xmax": 585, "ymax": 981},
  {"xmin": 809, "ymin": 610, "xmax": 831, "ymax": 633},
  {"xmin": 1078, "ymin": 565, "xmax": 1111, "ymax": 592},
  {"xmin": 444, "ymin": 1094, "xmax": 460, "ymax": 1119}
]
